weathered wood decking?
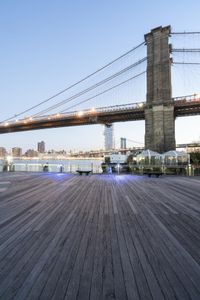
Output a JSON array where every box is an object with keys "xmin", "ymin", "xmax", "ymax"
[{"xmin": 0, "ymin": 172, "xmax": 200, "ymax": 300}]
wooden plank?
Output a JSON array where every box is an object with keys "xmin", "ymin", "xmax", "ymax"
[
  {"xmin": 22, "ymin": 177, "xmax": 92, "ymax": 300},
  {"xmin": 111, "ymin": 184, "xmax": 140, "ymax": 300},
  {"xmin": 89, "ymin": 179, "xmax": 105, "ymax": 300},
  {"xmin": 0, "ymin": 173, "xmax": 199, "ymax": 300},
  {"xmin": 141, "ymin": 203, "xmax": 200, "ymax": 299},
  {"xmin": 36, "ymin": 178, "xmax": 93, "ymax": 299},
  {"xmin": 60, "ymin": 181, "xmax": 98, "ymax": 300},
  {"xmin": 116, "ymin": 183, "xmax": 164, "ymax": 300},
  {"xmin": 109, "ymin": 184, "xmax": 128, "ymax": 300},
  {"xmin": 76, "ymin": 182, "xmax": 101, "ymax": 300}
]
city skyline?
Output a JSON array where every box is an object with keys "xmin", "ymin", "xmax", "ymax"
[{"xmin": 0, "ymin": 1, "xmax": 200, "ymax": 151}]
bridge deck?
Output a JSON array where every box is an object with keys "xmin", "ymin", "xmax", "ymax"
[
  {"xmin": 0, "ymin": 173, "xmax": 200, "ymax": 300},
  {"xmin": 0, "ymin": 97, "xmax": 200, "ymax": 134}
]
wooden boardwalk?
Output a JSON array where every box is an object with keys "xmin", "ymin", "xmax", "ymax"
[{"xmin": 0, "ymin": 172, "xmax": 200, "ymax": 300}]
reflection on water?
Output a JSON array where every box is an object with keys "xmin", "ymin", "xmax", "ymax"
[{"xmin": 0, "ymin": 159, "xmax": 103, "ymax": 174}]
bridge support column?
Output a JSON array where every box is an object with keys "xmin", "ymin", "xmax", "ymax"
[{"xmin": 144, "ymin": 26, "xmax": 176, "ymax": 153}]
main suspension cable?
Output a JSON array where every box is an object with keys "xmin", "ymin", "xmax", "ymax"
[
  {"xmin": 32, "ymin": 57, "xmax": 147, "ymax": 117},
  {"xmin": 60, "ymin": 71, "xmax": 146, "ymax": 113},
  {"xmin": 1, "ymin": 41, "xmax": 145, "ymax": 123}
]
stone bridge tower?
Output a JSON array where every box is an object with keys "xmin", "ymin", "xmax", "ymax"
[{"xmin": 145, "ymin": 26, "xmax": 176, "ymax": 153}]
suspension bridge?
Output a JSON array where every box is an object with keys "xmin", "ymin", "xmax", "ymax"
[{"xmin": 1, "ymin": 25, "xmax": 200, "ymax": 152}]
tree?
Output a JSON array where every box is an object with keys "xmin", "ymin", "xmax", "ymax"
[{"xmin": 190, "ymin": 152, "xmax": 200, "ymax": 165}]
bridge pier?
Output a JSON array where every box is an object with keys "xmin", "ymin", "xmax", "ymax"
[{"xmin": 144, "ymin": 26, "xmax": 176, "ymax": 153}]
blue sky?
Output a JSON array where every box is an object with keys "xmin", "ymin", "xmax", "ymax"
[{"xmin": 0, "ymin": 0, "xmax": 200, "ymax": 152}]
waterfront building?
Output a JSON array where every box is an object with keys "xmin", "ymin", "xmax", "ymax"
[
  {"xmin": 105, "ymin": 153, "xmax": 128, "ymax": 164},
  {"xmin": 0, "ymin": 147, "xmax": 7, "ymax": 157},
  {"xmin": 104, "ymin": 124, "xmax": 114, "ymax": 150},
  {"xmin": 186, "ymin": 144, "xmax": 200, "ymax": 153},
  {"xmin": 12, "ymin": 147, "xmax": 22, "ymax": 157},
  {"xmin": 25, "ymin": 149, "xmax": 38, "ymax": 157},
  {"xmin": 37, "ymin": 141, "xmax": 45, "ymax": 153}
]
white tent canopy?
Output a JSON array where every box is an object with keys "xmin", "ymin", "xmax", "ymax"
[
  {"xmin": 163, "ymin": 150, "xmax": 188, "ymax": 157},
  {"xmin": 136, "ymin": 149, "xmax": 162, "ymax": 165},
  {"xmin": 137, "ymin": 149, "xmax": 160, "ymax": 157},
  {"xmin": 136, "ymin": 149, "xmax": 190, "ymax": 166},
  {"xmin": 162, "ymin": 150, "xmax": 190, "ymax": 165}
]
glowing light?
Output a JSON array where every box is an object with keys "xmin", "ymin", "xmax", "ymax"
[
  {"xmin": 116, "ymin": 175, "xmax": 125, "ymax": 180},
  {"xmin": 29, "ymin": 117, "xmax": 33, "ymax": 121},
  {"xmin": 90, "ymin": 108, "xmax": 96, "ymax": 113},
  {"xmin": 15, "ymin": 119, "xmax": 19, "ymax": 123},
  {"xmin": 116, "ymin": 163, "xmax": 121, "ymax": 175},
  {"xmin": 193, "ymin": 93, "xmax": 200, "ymax": 98},
  {"xmin": 53, "ymin": 113, "xmax": 60, "ymax": 118},
  {"xmin": 138, "ymin": 103, "xmax": 144, "ymax": 108},
  {"xmin": 6, "ymin": 155, "xmax": 13, "ymax": 163},
  {"xmin": 4, "ymin": 122, "xmax": 9, "ymax": 126},
  {"xmin": 77, "ymin": 111, "xmax": 84, "ymax": 117}
]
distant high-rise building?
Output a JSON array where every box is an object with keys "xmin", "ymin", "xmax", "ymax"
[
  {"xmin": 0, "ymin": 147, "xmax": 7, "ymax": 157},
  {"xmin": 104, "ymin": 124, "xmax": 114, "ymax": 151},
  {"xmin": 12, "ymin": 147, "xmax": 22, "ymax": 157},
  {"xmin": 120, "ymin": 138, "xmax": 127, "ymax": 149},
  {"xmin": 38, "ymin": 141, "xmax": 45, "ymax": 153}
]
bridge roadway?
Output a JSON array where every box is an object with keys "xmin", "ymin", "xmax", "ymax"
[{"xmin": 0, "ymin": 96, "xmax": 200, "ymax": 134}]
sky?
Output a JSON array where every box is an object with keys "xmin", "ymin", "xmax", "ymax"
[{"xmin": 0, "ymin": 0, "xmax": 200, "ymax": 152}]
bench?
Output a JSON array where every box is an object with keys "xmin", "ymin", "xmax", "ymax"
[
  {"xmin": 143, "ymin": 172, "xmax": 163, "ymax": 178},
  {"xmin": 76, "ymin": 170, "xmax": 92, "ymax": 176}
]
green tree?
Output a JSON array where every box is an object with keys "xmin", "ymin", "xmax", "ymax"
[{"xmin": 190, "ymin": 152, "xmax": 200, "ymax": 165}]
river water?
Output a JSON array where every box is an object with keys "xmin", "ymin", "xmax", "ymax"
[{"xmin": 0, "ymin": 158, "xmax": 104, "ymax": 173}]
